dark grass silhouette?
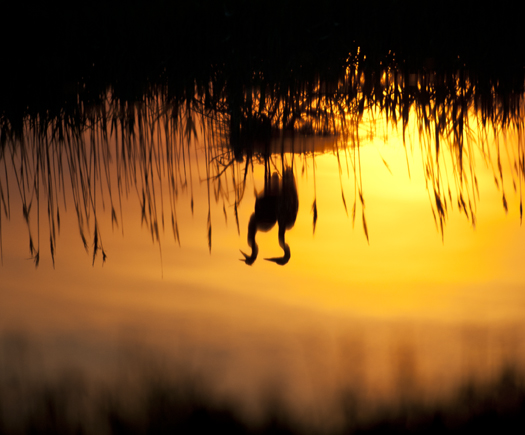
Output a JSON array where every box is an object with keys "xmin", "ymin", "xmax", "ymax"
[
  {"xmin": 1, "ymin": 63, "xmax": 524, "ymax": 266},
  {"xmin": 1, "ymin": 0, "xmax": 524, "ymax": 127},
  {"xmin": 1, "ymin": 0, "xmax": 524, "ymax": 265}
]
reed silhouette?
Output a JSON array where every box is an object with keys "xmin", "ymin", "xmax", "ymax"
[{"xmin": 1, "ymin": 62, "xmax": 524, "ymax": 265}]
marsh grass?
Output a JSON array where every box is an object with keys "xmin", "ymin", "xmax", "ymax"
[
  {"xmin": 2, "ymin": 0, "xmax": 525, "ymax": 260},
  {"xmin": 0, "ymin": 63, "xmax": 524, "ymax": 265}
]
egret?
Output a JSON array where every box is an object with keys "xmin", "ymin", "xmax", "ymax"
[{"xmin": 240, "ymin": 171, "xmax": 280, "ymax": 265}]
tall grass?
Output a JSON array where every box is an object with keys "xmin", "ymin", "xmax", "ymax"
[{"xmin": 0, "ymin": 64, "xmax": 524, "ymax": 265}]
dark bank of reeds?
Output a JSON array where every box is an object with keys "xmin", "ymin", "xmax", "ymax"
[
  {"xmin": 1, "ymin": 0, "xmax": 524, "ymax": 125},
  {"xmin": 1, "ymin": 337, "xmax": 525, "ymax": 435},
  {"xmin": 1, "ymin": 0, "xmax": 524, "ymax": 264}
]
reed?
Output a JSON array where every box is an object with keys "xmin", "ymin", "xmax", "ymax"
[{"xmin": 0, "ymin": 64, "xmax": 523, "ymax": 266}]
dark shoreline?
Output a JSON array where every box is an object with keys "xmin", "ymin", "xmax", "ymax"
[{"xmin": 1, "ymin": 1, "xmax": 524, "ymax": 125}]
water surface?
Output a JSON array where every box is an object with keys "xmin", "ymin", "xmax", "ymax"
[{"xmin": 1, "ymin": 70, "xmax": 525, "ymax": 430}]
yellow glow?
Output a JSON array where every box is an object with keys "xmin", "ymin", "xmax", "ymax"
[{"xmin": 1, "ymin": 103, "xmax": 525, "ymax": 413}]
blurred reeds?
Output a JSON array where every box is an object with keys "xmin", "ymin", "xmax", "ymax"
[{"xmin": 1, "ymin": 332, "xmax": 525, "ymax": 434}]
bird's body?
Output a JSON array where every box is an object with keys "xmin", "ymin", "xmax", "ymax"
[
  {"xmin": 266, "ymin": 168, "xmax": 298, "ymax": 265},
  {"xmin": 241, "ymin": 168, "xmax": 298, "ymax": 266},
  {"xmin": 240, "ymin": 172, "xmax": 280, "ymax": 265},
  {"xmin": 278, "ymin": 168, "xmax": 299, "ymax": 230}
]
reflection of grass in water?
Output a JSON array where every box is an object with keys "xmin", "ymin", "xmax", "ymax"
[
  {"xmin": 2, "ymin": 334, "xmax": 525, "ymax": 434},
  {"xmin": 0, "ymin": 67, "xmax": 524, "ymax": 266}
]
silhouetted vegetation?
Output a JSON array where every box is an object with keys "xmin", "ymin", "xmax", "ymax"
[
  {"xmin": 1, "ymin": 0, "xmax": 524, "ymax": 264},
  {"xmin": 1, "ymin": 62, "xmax": 524, "ymax": 265},
  {"xmin": 1, "ymin": 0, "xmax": 524, "ymax": 125},
  {"xmin": 1, "ymin": 5, "xmax": 525, "ymax": 434}
]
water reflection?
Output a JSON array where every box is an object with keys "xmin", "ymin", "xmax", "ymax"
[
  {"xmin": 2, "ymin": 0, "xmax": 525, "ymax": 428},
  {"xmin": 1, "ymin": 66, "xmax": 525, "ymax": 432}
]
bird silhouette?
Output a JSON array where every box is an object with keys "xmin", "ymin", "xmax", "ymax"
[
  {"xmin": 240, "ymin": 171, "xmax": 280, "ymax": 265},
  {"xmin": 265, "ymin": 167, "xmax": 298, "ymax": 265},
  {"xmin": 240, "ymin": 166, "xmax": 298, "ymax": 265}
]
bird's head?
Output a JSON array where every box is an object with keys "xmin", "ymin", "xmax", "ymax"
[
  {"xmin": 264, "ymin": 243, "xmax": 291, "ymax": 266},
  {"xmin": 240, "ymin": 244, "xmax": 258, "ymax": 265}
]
